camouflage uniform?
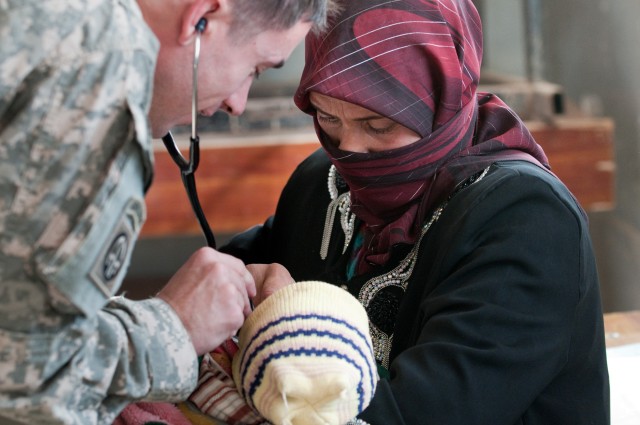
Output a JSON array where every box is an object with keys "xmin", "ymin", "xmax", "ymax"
[{"xmin": 0, "ymin": 0, "xmax": 198, "ymax": 423}]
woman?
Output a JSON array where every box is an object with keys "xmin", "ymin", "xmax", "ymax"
[{"xmin": 223, "ymin": 0, "xmax": 610, "ymax": 423}]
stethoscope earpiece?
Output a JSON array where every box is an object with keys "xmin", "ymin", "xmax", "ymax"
[{"xmin": 195, "ymin": 17, "xmax": 207, "ymax": 33}]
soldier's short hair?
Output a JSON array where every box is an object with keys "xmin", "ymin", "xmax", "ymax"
[{"xmin": 229, "ymin": 0, "xmax": 342, "ymax": 41}]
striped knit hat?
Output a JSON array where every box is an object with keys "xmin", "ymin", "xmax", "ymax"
[{"xmin": 232, "ymin": 281, "xmax": 378, "ymax": 425}]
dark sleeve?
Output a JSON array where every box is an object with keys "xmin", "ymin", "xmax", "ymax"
[
  {"xmin": 359, "ymin": 166, "xmax": 607, "ymax": 424},
  {"xmin": 219, "ymin": 216, "xmax": 275, "ymax": 264},
  {"xmin": 220, "ymin": 148, "xmax": 332, "ymax": 271}
]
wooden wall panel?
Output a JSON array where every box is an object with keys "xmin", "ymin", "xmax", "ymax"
[
  {"xmin": 527, "ymin": 117, "xmax": 615, "ymax": 211},
  {"xmin": 143, "ymin": 140, "xmax": 320, "ymax": 236},
  {"xmin": 141, "ymin": 117, "xmax": 615, "ymax": 238}
]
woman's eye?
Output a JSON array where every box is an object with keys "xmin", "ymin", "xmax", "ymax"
[
  {"xmin": 367, "ymin": 122, "xmax": 395, "ymax": 135},
  {"xmin": 317, "ymin": 114, "xmax": 339, "ymax": 125}
]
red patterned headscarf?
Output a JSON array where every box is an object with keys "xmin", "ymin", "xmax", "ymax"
[{"xmin": 294, "ymin": 0, "xmax": 549, "ymax": 272}]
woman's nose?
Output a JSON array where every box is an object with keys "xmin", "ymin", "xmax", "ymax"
[
  {"xmin": 221, "ymin": 77, "xmax": 253, "ymax": 116},
  {"xmin": 338, "ymin": 129, "xmax": 367, "ymax": 153}
]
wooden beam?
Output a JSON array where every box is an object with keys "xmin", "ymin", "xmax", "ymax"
[{"xmin": 141, "ymin": 117, "xmax": 615, "ymax": 237}]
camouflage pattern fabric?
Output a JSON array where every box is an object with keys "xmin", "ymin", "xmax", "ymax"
[{"xmin": 0, "ymin": 0, "xmax": 198, "ymax": 423}]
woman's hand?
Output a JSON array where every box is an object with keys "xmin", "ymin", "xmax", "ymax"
[{"xmin": 246, "ymin": 263, "xmax": 295, "ymax": 307}]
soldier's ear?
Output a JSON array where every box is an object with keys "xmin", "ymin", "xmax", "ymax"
[{"xmin": 178, "ymin": 0, "xmax": 228, "ymax": 45}]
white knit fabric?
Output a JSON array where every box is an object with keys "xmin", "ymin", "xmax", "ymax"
[{"xmin": 232, "ymin": 281, "xmax": 378, "ymax": 425}]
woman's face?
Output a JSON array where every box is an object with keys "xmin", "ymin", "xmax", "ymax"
[{"xmin": 309, "ymin": 92, "xmax": 421, "ymax": 153}]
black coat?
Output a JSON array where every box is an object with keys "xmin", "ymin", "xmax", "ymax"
[{"xmin": 223, "ymin": 149, "xmax": 610, "ymax": 425}]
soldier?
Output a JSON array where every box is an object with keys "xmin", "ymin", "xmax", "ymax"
[{"xmin": 0, "ymin": 0, "xmax": 339, "ymax": 423}]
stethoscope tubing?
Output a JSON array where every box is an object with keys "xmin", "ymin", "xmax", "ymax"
[{"xmin": 161, "ymin": 18, "xmax": 216, "ymax": 249}]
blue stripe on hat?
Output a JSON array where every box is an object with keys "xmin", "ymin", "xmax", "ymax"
[
  {"xmin": 239, "ymin": 313, "xmax": 374, "ymax": 368},
  {"xmin": 238, "ymin": 314, "xmax": 376, "ymax": 401}
]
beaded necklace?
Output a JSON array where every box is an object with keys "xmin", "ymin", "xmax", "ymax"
[{"xmin": 321, "ymin": 164, "xmax": 491, "ymax": 368}]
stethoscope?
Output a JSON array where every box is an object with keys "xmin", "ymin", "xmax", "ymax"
[
  {"xmin": 161, "ymin": 18, "xmax": 217, "ymax": 248},
  {"xmin": 161, "ymin": 18, "xmax": 255, "ymax": 312}
]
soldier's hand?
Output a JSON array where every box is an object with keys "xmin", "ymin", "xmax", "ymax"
[{"xmin": 157, "ymin": 247, "xmax": 256, "ymax": 355}]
